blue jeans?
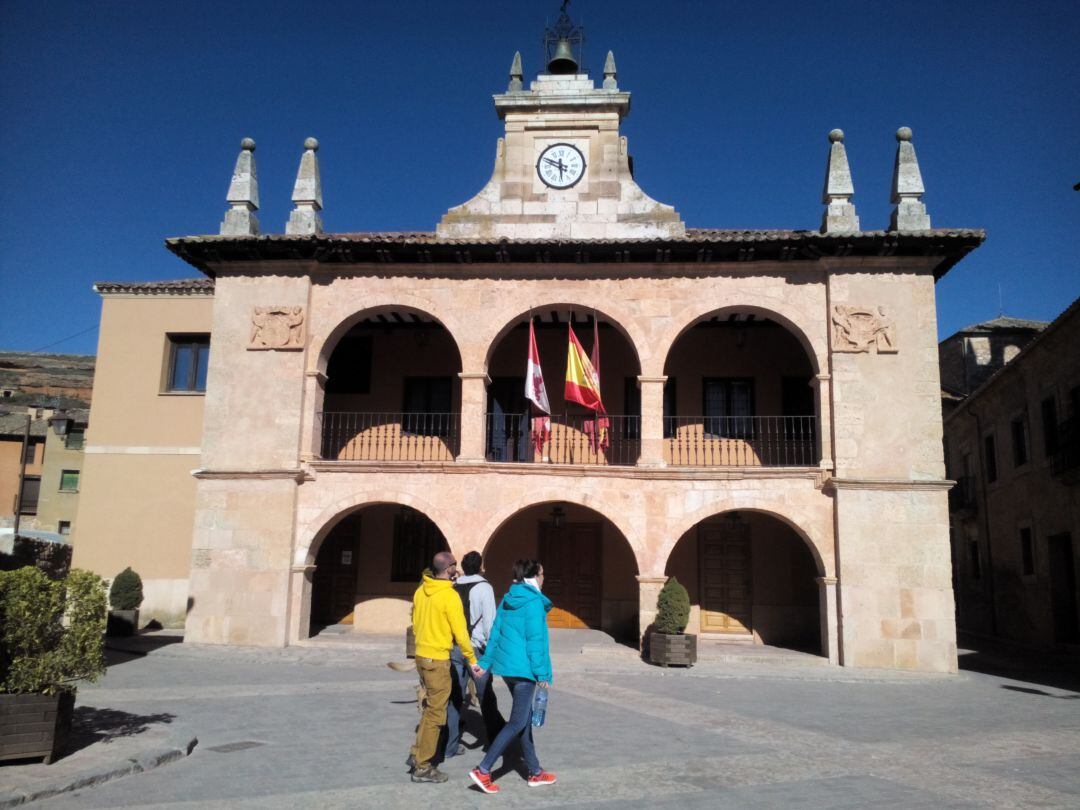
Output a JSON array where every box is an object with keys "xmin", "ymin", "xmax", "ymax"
[
  {"xmin": 446, "ymin": 647, "xmax": 505, "ymax": 757},
  {"xmin": 477, "ymin": 677, "xmax": 540, "ymax": 776}
]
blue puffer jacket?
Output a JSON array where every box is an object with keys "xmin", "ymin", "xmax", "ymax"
[{"xmin": 477, "ymin": 583, "xmax": 553, "ymax": 683}]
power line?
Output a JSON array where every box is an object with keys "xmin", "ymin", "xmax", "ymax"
[{"xmin": 30, "ymin": 324, "xmax": 99, "ymax": 353}]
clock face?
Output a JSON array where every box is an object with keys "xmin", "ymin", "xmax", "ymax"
[{"xmin": 536, "ymin": 143, "xmax": 586, "ymax": 189}]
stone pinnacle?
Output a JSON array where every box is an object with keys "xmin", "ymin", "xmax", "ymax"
[
  {"xmin": 220, "ymin": 137, "xmax": 260, "ymax": 236},
  {"xmin": 603, "ymin": 50, "xmax": 618, "ymax": 90},
  {"xmin": 286, "ymin": 137, "xmax": 324, "ymax": 235},
  {"xmin": 890, "ymin": 126, "xmax": 931, "ymax": 231},
  {"xmin": 509, "ymin": 51, "xmax": 523, "ymax": 92},
  {"xmin": 821, "ymin": 128, "xmax": 859, "ymax": 233}
]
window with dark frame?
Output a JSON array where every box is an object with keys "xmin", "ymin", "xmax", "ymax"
[
  {"xmin": 1011, "ymin": 415, "xmax": 1029, "ymax": 467},
  {"xmin": 390, "ymin": 507, "xmax": 447, "ymax": 582},
  {"xmin": 19, "ymin": 476, "xmax": 40, "ymax": 515},
  {"xmin": 984, "ymin": 434, "xmax": 998, "ymax": 483},
  {"xmin": 22, "ymin": 441, "xmax": 38, "ymax": 465},
  {"xmin": 703, "ymin": 378, "xmax": 754, "ymax": 438},
  {"xmin": 1041, "ymin": 397, "xmax": 1059, "ymax": 457},
  {"xmin": 166, "ymin": 335, "xmax": 210, "ymax": 393},
  {"xmin": 59, "ymin": 470, "xmax": 80, "ymax": 492},
  {"xmin": 65, "ymin": 429, "xmax": 85, "ymax": 450},
  {"xmin": 1019, "ymin": 527, "xmax": 1035, "ymax": 576},
  {"xmin": 402, "ymin": 376, "xmax": 453, "ymax": 436},
  {"xmin": 58, "ymin": 521, "xmax": 71, "ymax": 536}
]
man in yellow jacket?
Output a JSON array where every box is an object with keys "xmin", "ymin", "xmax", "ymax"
[{"xmin": 409, "ymin": 551, "xmax": 478, "ymax": 783}]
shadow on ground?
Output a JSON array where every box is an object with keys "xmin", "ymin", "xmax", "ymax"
[{"xmin": 958, "ymin": 637, "xmax": 1080, "ymax": 694}]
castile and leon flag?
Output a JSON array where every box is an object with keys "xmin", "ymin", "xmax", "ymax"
[{"xmin": 525, "ymin": 320, "xmax": 551, "ymax": 454}]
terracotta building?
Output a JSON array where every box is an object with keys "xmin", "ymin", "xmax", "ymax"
[
  {"xmin": 945, "ymin": 298, "xmax": 1080, "ymax": 650},
  {"xmin": 73, "ymin": 16, "xmax": 984, "ymax": 671}
]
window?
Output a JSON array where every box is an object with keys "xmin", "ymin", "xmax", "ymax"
[
  {"xmin": 969, "ymin": 540, "xmax": 981, "ymax": 579},
  {"xmin": 703, "ymin": 378, "xmax": 754, "ymax": 438},
  {"xmin": 1041, "ymin": 397, "xmax": 1059, "ymax": 457},
  {"xmin": 1019, "ymin": 527, "xmax": 1034, "ymax": 576},
  {"xmin": 402, "ymin": 377, "xmax": 452, "ymax": 436},
  {"xmin": 18, "ymin": 476, "xmax": 40, "ymax": 515},
  {"xmin": 58, "ymin": 521, "xmax": 71, "ymax": 536},
  {"xmin": 65, "ymin": 429, "xmax": 85, "ymax": 451},
  {"xmin": 325, "ymin": 335, "xmax": 373, "ymax": 394},
  {"xmin": 391, "ymin": 507, "xmax": 447, "ymax": 582},
  {"xmin": 1011, "ymin": 415, "xmax": 1029, "ymax": 467},
  {"xmin": 23, "ymin": 441, "xmax": 38, "ymax": 465},
  {"xmin": 984, "ymin": 434, "xmax": 997, "ymax": 483},
  {"xmin": 59, "ymin": 470, "xmax": 80, "ymax": 492},
  {"xmin": 166, "ymin": 335, "xmax": 210, "ymax": 392}
]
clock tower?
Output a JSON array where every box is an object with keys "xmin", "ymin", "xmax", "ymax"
[{"xmin": 437, "ymin": 10, "xmax": 685, "ymax": 241}]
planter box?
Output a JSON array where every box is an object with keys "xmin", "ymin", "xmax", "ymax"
[
  {"xmin": 0, "ymin": 689, "xmax": 76, "ymax": 764},
  {"xmin": 107, "ymin": 609, "xmax": 139, "ymax": 637},
  {"xmin": 405, "ymin": 625, "xmax": 416, "ymax": 658},
  {"xmin": 649, "ymin": 633, "xmax": 697, "ymax": 667}
]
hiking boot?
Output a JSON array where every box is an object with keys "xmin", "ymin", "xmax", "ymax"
[
  {"xmin": 469, "ymin": 768, "xmax": 499, "ymax": 794},
  {"xmin": 527, "ymin": 770, "xmax": 557, "ymax": 787},
  {"xmin": 411, "ymin": 765, "xmax": 449, "ymax": 783}
]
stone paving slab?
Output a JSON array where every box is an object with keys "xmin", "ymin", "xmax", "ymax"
[{"xmin": 21, "ymin": 630, "xmax": 1080, "ymax": 809}]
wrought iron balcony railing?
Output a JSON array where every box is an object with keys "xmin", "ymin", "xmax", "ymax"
[
  {"xmin": 486, "ymin": 413, "xmax": 641, "ymax": 467},
  {"xmin": 319, "ymin": 412, "xmax": 459, "ymax": 462},
  {"xmin": 664, "ymin": 415, "xmax": 818, "ymax": 467}
]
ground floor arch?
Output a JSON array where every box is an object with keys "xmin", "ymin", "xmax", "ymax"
[
  {"xmin": 665, "ymin": 510, "xmax": 823, "ymax": 654},
  {"xmin": 483, "ymin": 501, "xmax": 640, "ymax": 643},
  {"xmin": 303, "ymin": 502, "xmax": 449, "ymax": 638}
]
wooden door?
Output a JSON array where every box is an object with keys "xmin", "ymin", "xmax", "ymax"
[
  {"xmin": 699, "ymin": 520, "xmax": 752, "ymax": 634},
  {"xmin": 312, "ymin": 515, "xmax": 361, "ymax": 626},
  {"xmin": 539, "ymin": 521, "xmax": 602, "ymax": 629}
]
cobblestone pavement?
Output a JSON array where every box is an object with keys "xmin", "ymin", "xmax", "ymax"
[{"xmin": 31, "ymin": 631, "xmax": 1080, "ymax": 809}]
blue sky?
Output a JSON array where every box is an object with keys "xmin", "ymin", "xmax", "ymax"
[{"xmin": 1, "ymin": 0, "xmax": 1077, "ymax": 356}]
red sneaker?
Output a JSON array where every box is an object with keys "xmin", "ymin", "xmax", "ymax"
[
  {"xmin": 469, "ymin": 768, "xmax": 500, "ymax": 794},
  {"xmin": 527, "ymin": 770, "xmax": 557, "ymax": 787}
]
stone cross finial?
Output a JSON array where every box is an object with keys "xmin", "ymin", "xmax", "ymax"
[
  {"xmin": 286, "ymin": 137, "xmax": 323, "ymax": 235},
  {"xmin": 220, "ymin": 138, "xmax": 259, "ymax": 236},
  {"xmin": 890, "ymin": 126, "xmax": 931, "ymax": 231},
  {"xmin": 821, "ymin": 129, "xmax": 859, "ymax": 233},
  {"xmin": 508, "ymin": 51, "xmax": 523, "ymax": 92},
  {"xmin": 603, "ymin": 51, "xmax": 618, "ymax": 90}
]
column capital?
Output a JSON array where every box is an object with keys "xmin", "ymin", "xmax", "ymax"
[
  {"xmin": 815, "ymin": 576, "xmax": 838, "ymax": 586},
  {"xmin": 304, "ymin": 370, "xmax": 328, "ymax": 384},
  {"xmin": 636, "ymin": 575, "xmax": 668, "ymax": 585},
  {"xmin": 458, "ymin": 371, "xmax": 491, "ymax": 384},
  {"xmin": 813, "ymin": 373, "xmax": 831, "ymax": 382},
  {"xmin": 637, "ymin": 375, "xmax": 668, "ymax": 385}
]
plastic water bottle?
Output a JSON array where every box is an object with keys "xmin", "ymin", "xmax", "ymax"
[{"xmin": 531, "ymin": 684, "xmax": 549, "ymax": 727}]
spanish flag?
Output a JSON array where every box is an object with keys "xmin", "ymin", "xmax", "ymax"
[{"xmin": 565, "ymin": 324, "xmax": 605, "ymax": 412}]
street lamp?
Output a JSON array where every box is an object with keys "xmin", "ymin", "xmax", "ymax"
[{"xmin": 48, "ymin": 409, "xmax": 72, "ymax": 437}]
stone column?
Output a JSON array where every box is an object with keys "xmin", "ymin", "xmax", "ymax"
[
  {"xmin": 637, "ymin": 376, "xmax": 667, "ymax": 468},
  {"xmin": 816, "ymin": 575, "xmax": 839, "ymax": 664},
  {"xmin": 811, "ymin": 373, "xmax": 834, "ymax": 471},
  {"xmin": 299, "ymin": 371, "xmax": 326, "ymax": 461},
  {"xmin": 457, "ymin": 372, "xmax": 490, "ymax": 463},
  {"xmin": 287, "ymin": 564, "xmax": 316, "ymax": 644},
  {"xmin": 637, "ymin": 575, "xmax": 667, "ymax": 649}
]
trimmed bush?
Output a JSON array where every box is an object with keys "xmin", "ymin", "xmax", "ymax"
[
  {"xmin": 0, "ymin": 567, "xmax": 107, "ymax": 695},
  {"xmin": 109, "ymin": 567, "xmax": 143, "ymax": 611},
  {"xmin": 654, "ymin": 576, "xmax": 691, "ymax": 635},
  {"xmin": 0, "ymin": 537, "xmax": 72, "ymax": 580}
]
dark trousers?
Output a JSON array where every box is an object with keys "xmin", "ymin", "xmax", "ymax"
[
  {"xmin": 446, "ymin": 646, "xmax": 505, "ymax": 755},
  {"xmin": 478, "ymin": 677, "xmax": 540, "ymax": 776}
]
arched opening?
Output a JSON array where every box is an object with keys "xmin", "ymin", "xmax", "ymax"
[
  {"xmin": 662, "ymin": 309, "xmax": 818, "ymax": 467},
  {"xmin": 483, "ymin": 501, "xmax": 640, "ymax": 643},
  {"xmin": 308, "ymin": 503, "xmax": 449, "ymax": 637},
  {"xmin": 319, "ymin": 307, "xmax": 463, "ymax": 461},
  {"xmin": 485, "ymin": 308, "xmax": 642, "ymax": 466},
  {"xmin": 665, "ymin": 511, "xmax": 822, "ymax": 654}
]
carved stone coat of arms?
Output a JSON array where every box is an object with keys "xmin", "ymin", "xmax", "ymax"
[
  {"xmin": 249, "ymin": 306, "xmax": 305, "ymax": 350},
  {"xmin": 831, "ymin": 306, "xmax": 897, "ymax": 354}
]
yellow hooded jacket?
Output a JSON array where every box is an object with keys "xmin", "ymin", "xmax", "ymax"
[{"xmin": 412, "ymin": 575, "xmax": 478, "ymax": 665}]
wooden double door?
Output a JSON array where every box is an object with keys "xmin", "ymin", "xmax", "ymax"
[
  {"xmin": 698, "ymin": 520, "xmax": 752, "ymax": 635},
  {"xmin": 539, "ymin": 521, "xmax": 602, "ymax": 630},
  {"xmin": 311, "ymin": 515, "xmax": 361, "ymax": 626}
]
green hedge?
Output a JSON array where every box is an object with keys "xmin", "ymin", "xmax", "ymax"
[{"xmin": 655, "ymin": 576, "xmax": 691, "ymax": 635}]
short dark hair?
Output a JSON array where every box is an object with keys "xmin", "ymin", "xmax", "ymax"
[
  {"xmin": 512, "ymin": 559, "xmax": 542, "ymax": 582},
  {"xmin": 461, "ymin": 551, "xmax": 483, "ymax": 575},
  {"xmin": 432, "ymin": 551, "xmax": 455, "ymax": 575}
]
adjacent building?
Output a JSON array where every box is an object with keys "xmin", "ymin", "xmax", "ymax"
[
  {"xmin": 72, "ymin": 12, "xmax": 985, "ymax": 671},
  {"xmin": 945, "ymin": 298, "xmax": 1080, "ymax": 650}
]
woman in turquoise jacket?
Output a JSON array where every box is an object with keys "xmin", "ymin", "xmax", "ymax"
[{"xmin": 468, "ymin": 559, "xmax": 557, "ymax": 793}]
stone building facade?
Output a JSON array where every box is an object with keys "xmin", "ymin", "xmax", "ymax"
[
  {"xmin": 73, "ymin": 22, "xmax": 983, "ymax": 672},
  {"xmin": 945, "ymin": 298, "xmax": 1080, "ymax": 650}
]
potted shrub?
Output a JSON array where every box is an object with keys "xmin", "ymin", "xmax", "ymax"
[
  {"xmin": 648, "ymin": 576, "xmax": 697, "ymax": 667},
  {"xmin": 107, "ymin": 567, "xmax": 143, "ymax": 637},
  {"xmin": 1, "ymin": 567, "xmax": 107, "ymax": 763}
]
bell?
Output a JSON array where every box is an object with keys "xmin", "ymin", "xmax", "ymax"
[{"xmin": 547, "ymin": 39, "xmax": 578, "ymax": 74}]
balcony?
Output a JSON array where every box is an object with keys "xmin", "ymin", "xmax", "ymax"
[
  {"xmin": 486, "ymin": 413, "xmax": 641, "ymax": 466},
  {"xmin": 664, "ymin": 416, "xmax": 817, "ymax": 467},
  {"xmin": 948, "ymin": 475, "xmax": 978, "ymax": 515},
  {"xmin": 319, "ymin": 412, "xmax": 459, "ymax": 462}
]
